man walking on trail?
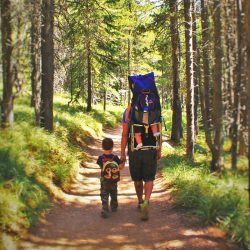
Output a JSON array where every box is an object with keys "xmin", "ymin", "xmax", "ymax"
[{"xmin": 120, "ymin": 103, "xmax": 162, "ymax": 221}]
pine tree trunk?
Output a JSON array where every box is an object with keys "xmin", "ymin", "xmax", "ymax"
[
  {"xmin": 184, "ymin": 0, "xmax": 194, "ymax": 161},
  {"xmin": 86, "ymin": 39, "xmax": 92, "ymax": 112},
  {"xmin": 200, "ymin": 0, "xmax": 212, "ymax": 135},
  {"xmin": 245, "ymin": 0, "xmax": 250, "ymax": 207},
  {"xmin": 31, "ymin": 0, "xmax": 41, "ymax": 125},
  {"xmin": 238, "ymin": 1, "xmax": 247, "ymax": 156},
  {"xmin": 224, "ymin": 0, "xmax": 235, "ymax": 135},
  {"xmin": 128, "ymin": 36, "xmax": 131, "ymax": 105},
  {"xmin": 40, "ymin": 0, "xmax": 54, "ymax": 132},
  {"xmin": 103, "ymin": 89, "xmax": 106, "ymax": 111},
  {"xmin": 170, "ymin": 0, "xmax": 182, "ymax": 143},
  {"xmin": 192, "ymin": 0, "xmax": 199, "ymax": 136},
  {"xmin": 211, "ymin": 0, "xmax": 223, "ymax": 172},
  {"xmin": 1, "ymin": 0, "xmax": 14, "ymax": 128},
  {"xmin": 198, "ymin": 48, "xmax": 213, "ymax": 151},
  {"xmin": 231, "ymin": 0, "xmax": 243, "ymax": 169}
]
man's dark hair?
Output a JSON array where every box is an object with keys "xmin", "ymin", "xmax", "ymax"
[{"xmin": 102, "ymin": 138, "xmax": 114, "ymax": 150}]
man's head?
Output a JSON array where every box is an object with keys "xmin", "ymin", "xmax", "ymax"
[{"xmin": 102, "ymin": 137, "xmax": 114, "ymax": 153}]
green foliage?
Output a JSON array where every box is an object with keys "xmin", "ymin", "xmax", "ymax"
[
  {"xmin": 0, "ymin": 150, "xmax": 50, "ymax": 232},
  {"xmin": 162, "ymin": 148, "xmax": 249, "ymax": 249},
  {"xmin": 0, "ymin": 93, "xmax": 123, "ymax": 237}
]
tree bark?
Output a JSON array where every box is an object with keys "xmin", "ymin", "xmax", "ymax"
[
  {"xmin": 169, "ymin": 0, "xmax": 182, "ymax": 143},
  {"xmin": 224, "ymin": 0, "xmax": 235, "ymax": 135},
  {"xmin": 86, "ymin": 39, "xmax": 92, "ymax": 112},
  {"xmin": 192, "ymin": 0, "xmax": 199, "ymax": 136},
  {"xmin": 103, "ymin": 89, "xmax": 106, "ymax": 111},
  {"xmin": 231, "ymin": 0, "xmax": 244, "ymax": 169},
  {"xmin": 170, "ymin": 0, "xmax": 182, "ymax": 143},
  {"xmin": 184, "ymin": 0, "xmax": 194, "ymax": 161},
  {"xmin": 245, "ymin": 0, "xmax": 250, "ymax": 207},
  {"xmin": 31, "ymin": 0, "xmax": 41, "ymax": 125},
  {"xmin": 40, "ymin": 0, "xmax": 54, "ymax": 132},
  {"xmin": 1, "ymin": 0, "xmax": 14, "ymax": 128},
  {"xmin": 200, "ymin": 0, "xmax": 212, "ymax": 136},
  {"xmin": 86, "ymin": 0, "xmax": 92, "ymax": 112},
  {"xmin": 127, "ymin": 36, "xmax": 131, "ymax": 105},
  {"xmin": 211, "ymin": 0, "xmax": 223, "ymax": 172}
]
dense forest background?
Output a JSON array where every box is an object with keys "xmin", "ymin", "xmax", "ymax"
[
  {"xmin": 0, "ymin": 0, "xmax": 250, "ymax": 249},
  {"xmin": 1, "ymin": 0, "xmax": 249, "ymax": 171}
]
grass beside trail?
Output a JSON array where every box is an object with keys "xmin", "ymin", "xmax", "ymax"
[
  {"xmin": 160, "ymin": 135, "xmax": 249, "ymax": 249},
  {"xmin": 0, "ymin": 93, "xmax": 123, "ymax": 241}
]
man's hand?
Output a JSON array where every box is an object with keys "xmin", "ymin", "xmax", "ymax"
[
  {"xmin": 119, "ymin": 164, "xmax": 125, "ymax": 170},
  {"xmin": 120, "ymin": 154, "xmax": 126, "ymax": 168}
]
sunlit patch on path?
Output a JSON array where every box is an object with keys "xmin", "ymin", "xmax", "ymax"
[{"xmin": 18, "ymin": 126, "xmax": 235, "ymax": 250}]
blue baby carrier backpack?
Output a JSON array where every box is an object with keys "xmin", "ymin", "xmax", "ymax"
[{"xmin": 128, "ymin": 72, "xmax": 162, "ymax": 151}]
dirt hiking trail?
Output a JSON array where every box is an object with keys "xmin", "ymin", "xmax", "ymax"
[{"xmin": 17, "ymin": 126, "xmax": 236, "ymax": 250}]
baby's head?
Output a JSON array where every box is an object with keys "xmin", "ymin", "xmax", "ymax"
[{"xmin": 102, "ymin": 137, "xmax": 114, "ymax": 154}]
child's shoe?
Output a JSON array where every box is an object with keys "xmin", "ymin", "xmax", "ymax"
[
  {"xmin": 140, "ymin": 200, "xmax": 149, "ymax": 221},
  {"xmin": 137, "ymin": 200, "xmax": 144, "ymax": 209},
  {"xmin": 101, "ymin": 209, "xmax": 109, "ymax": 218},
  {"xmin": 110, "ymin": 200, "xmax": 118, "ymax": 212},
  {"xmin": 111, "ymin": 206, "xmax": 117, "ymax": 212}
]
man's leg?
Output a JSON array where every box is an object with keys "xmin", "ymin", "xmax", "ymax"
[
  {"xmin": 144, "ymin": 181, "xmax": 153, "ymax": 201},
  {"xmin": 140, "ymin": 181, "xmax": 153, "ymax": 221},
  {"xmin": 134, "ymin": 180, "xmax": 143, "ymax": 204},
  {"xmin": 140, "ymin": 149, "xmax": 157, "ymax": 221}
]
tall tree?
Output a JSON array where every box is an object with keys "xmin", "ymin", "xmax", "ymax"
[
  {"xmin": 184, "ymin": 0, "xmax": 194, "ymax": 160},
  {"xmin": 127, "ymin": 36, "xmax": 131, "ymax": 104},
  {"xmin": 1, "ymin": 0, "xmax": 14, "ymax": 128},
  {"xmin": 170, "ymin": 0, "xmax": 182, "ymax": 143},
  {"xmin": 200, "ymin": 0, "xmax": 211, "ymax": 134},
  {"xmin": 40, "ymin": 0, "xmax": 54, "ymax": 131},
  {"xmin": 231, "ymin": 0, "xmax": 244, "ymax": 169},
  {"xmin": 245, "ymin": 0, "xmax": 250, "ymax": 207},
  {"xmin": 30, "ymin": 0, "xmax": 41, "ymax": 125},
  {"xmin": 200, "ymin": 0, "xmax": 224, "ymax": 172},
  {"xmin": 211, "ymin": 0, "xmax": 223, "ymax": 171},
  {"xmin": 192, "ymin": 0, "xmax": 199, "ymax": 135},
  {"xmin": 224, "ymin": 0, "xmax": 236, "ymax": 135},
  {"xmin": 86, "ymin": 0, "xmax": 92, "ymax": 112}
]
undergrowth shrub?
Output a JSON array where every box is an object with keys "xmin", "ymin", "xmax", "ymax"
[
  {"xmin": 162, "ymin": 150, "xmax": 249, "ymax": 249},
  {"xmin": 0, "ymin": 93, "xmax": 123, "ymax": 241}
]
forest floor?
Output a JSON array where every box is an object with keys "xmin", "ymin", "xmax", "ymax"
[{"xmin": 17, "ymin": 126, "xmax": 236, "ymax": 250}]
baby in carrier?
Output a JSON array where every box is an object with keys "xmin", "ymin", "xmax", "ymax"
[
  {"xmin": 132, "ymin": 90, "xmax": 161, "ymax": 150},
  {"xmin": 134, "ymin": 123, "xmax": 160, "ymax": 149}
]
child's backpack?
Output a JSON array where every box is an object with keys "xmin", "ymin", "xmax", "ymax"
[
  {"xmin": 128, "ymin": 72, "xmax": 162, "ymax": 151},
  {"xmin": 102, "ymin": 155, "xmax": 120, "ymax": 182}
]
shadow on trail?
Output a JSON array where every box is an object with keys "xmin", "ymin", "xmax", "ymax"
[
  {"xmin": 18, "ymin": 125, "xmax": 235, "ymax": 250},
  {"xmin": 20, "ymin": 199, "xmax": 229, "ymax": 250}
]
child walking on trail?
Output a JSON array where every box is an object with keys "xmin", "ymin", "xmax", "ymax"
[{"xmin": 96, "ymin": 138, "xmax": 124, "ymax": 218}]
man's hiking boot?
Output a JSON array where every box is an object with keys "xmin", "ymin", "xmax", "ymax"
[
  {"xmin": 140, "ymin": 200, "xmax": 149, "ymax": 221},
  {"xmin": 101, "ymin": 209, "xmax": 109, "ymax": 218},
  {"xmin": 137, "ymin": 200, "xmax": 144, "ymax": 209}
]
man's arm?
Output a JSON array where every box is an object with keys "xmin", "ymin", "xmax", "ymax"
[
  {"xmin": 157, "ymin": 123, "xmax": 163, "ymax": 160},
  {"xmin": 157, "ymin": 147, "xmax": 162, "ymax": 160},
  {"xmin": 120, "ymin": 104, "xmax": 131, "ymax": 164},
  {"xmin": 120, "ymin": 122, "xmax": 128, "ymax": 164}
]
